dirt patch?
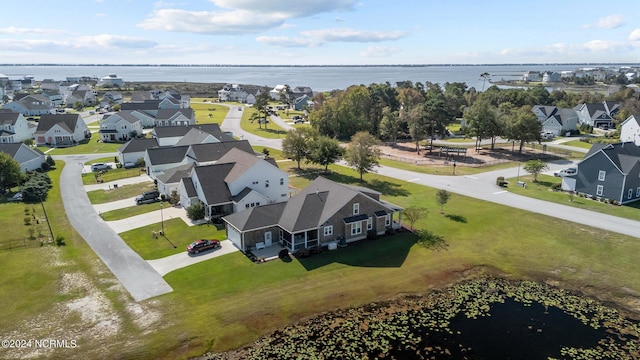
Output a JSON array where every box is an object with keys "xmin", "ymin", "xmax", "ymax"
[{"xmin": 379, "ymin": 141, "xmax": 560, "ymax": 168}]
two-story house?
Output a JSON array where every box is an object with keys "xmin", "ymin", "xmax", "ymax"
[
  {"xmin": 154, "ymin": 108, "xmax": 195, "ymax": 127},
  {"xmin": 532, "ymin": 105, "xmax": 579, "ymax": 136},
  {"xmin": 223, "ymin": 176, "xmax": 403, "ymax": 252},
  {"xmin": 0, "ymin": 112, "xmax": 35, "ymax": 143},
  {"xmin": 574, "ymin": 101, "xmax": 619, "ymax": 130},
  {"xmin": 620, "ymin": 115, "xmax": 640, "ymax": 146},
  {"xmin": 152, "ymin": 124, "xmax": 233, "ymax": 147},
  {"xmin": 99, "ymin": 112, "xmax": 143, "ymax": 142},
  {"xmin": 569, "ymin": 142, "xmax": 640, "ymax": 204},
  {"xmin": 3, "ymin": 94, "xmax": 54, "ymax": 116},
  {"xmin": 218, "ymin": 84, "xmax": 249, "ymax": 102},
  {"xmin": 0, "ymin": 143, "xmax": 46, "ymax": 172}
]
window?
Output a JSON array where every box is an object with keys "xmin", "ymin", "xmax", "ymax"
[
  {"xmin": 353, "ymin": 203, "xmax": 359, "ymax": 215},
  {"xmin": 596, "ymin": 185, "xmax": 604, "ymax": 196},
  {"xmin": 598, "ymin": 170, "xmax": 606, "ymax": 181},
  {"xmin": 636, "ymin": 187, "xmax": 640, "ymax": 197},
  {"xmin": 367, "ymin": 217, "xmax": 372, "ymax": 230},
  {"xmin": 246, "ymin": 204, "xmax": 250, "ymax": 208},
  {"xmin": 265, "ymin": 180, "xmax": 269, "ymax": 188},
  {"xmin": 280, "ymin": 178, "xmax": 284, "ymax": 185},
  {"xmin": 385, "ymin": 215, "xmax": 391, "ymax": 226},
  {"xmin": 256, "ymin": 202, "xmax": 260, "ymax": 206},
  {"xmin": 351, "ymin": 221, "xmax": 362, "ymax": 235},
  {"xmin": 628, "ymin": 189, "xmax": 633, "ymax": 199},
  {"xmin": 324, "ymin": 225, "xmax": 333, "ymax": 236},
  {"xmin": 252, "ymin": 181, "xmax": 258, "ymax": 185},
  {"xmin": 281, "ymin": 193, "xmax": 287, "ymax": 197}
]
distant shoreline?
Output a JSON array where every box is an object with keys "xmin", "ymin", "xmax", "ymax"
[{"xmin": 1, "ymin": 63, "xmax": 638, "ymax": 68}]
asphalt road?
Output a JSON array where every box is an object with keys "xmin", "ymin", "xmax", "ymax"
[{"xmin": 56, "ymin": 154, "xmax": 173, "ymax": 302}]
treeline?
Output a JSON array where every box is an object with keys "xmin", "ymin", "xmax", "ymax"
[{"xmin": 306, "ymin": 81, "xmax": 640, "ymax": 152}]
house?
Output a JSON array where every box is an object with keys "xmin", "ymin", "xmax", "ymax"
[
  {"xmin": 269, "ymin": 84, "xmax": 287, "ymax": 100},
  {"xmin": 523, "ymin": 71, "xmax": 540, "ymax": 82},
  {"xmin": 542, "ymin": 72, "xmax": 561, "ymax": 83},
  {"xmin": 568, "ymin": 142, "xmax": 640, "ymax": 204},
  {"xmin": 158, "ymin": 90, "xmax": 190, "ymax": 108},
  {"xmin": 574, "ymin": 102, "xmax": 618, "ymax": 129},
  {"xmin": 40, "ymin": 79, "xmax": 60, "ymax": 91},
  {"xmin": 99, "ymin": 112, "xmax": 143, "ymax": 142},
  {"xmin": 40, "ymin": 90, "xmax": 64, "ymax": 108},
  {"xmin": 152, "ymin": 124, "xmax": 233, "ymax": 147},
  {"xmin": 183, "ymin": 140, "xmax": 256, "ymax": 166},
  {"xmin": 66, "ymin": 90, "xmax": 96, "ymax": 107},
  {"xmin": 144, "ymin": 146, "xmax": 191, "ymax": 179},
  {"xmin": 103, "ymin": 91, "xmax": 124, "ymax": 105},
  {"xmin": 156, "ymin": 163, "xmax": 194, "ymax": 199},
  {"xmin": 620, "ymin": 115, "xmax": 640, "ymax": 146},
  {"xmin": 2, "ymin": 94, "xmax": 54, "ymax": 116},
  {"xmin": 120, "ymin": 100, "xmax": 161, "ymax": 120},
  {"xmin": 99, "ymin": 74, "xmax": 124, "ymax": 87},
  {"xmin": 154, "ymin": 108, "xmax": 195, "ymax": 127},
  {"xmin": 35, "ymin": 114, "xmax": 91, "ymax": 146},
  {"xmin": 181, "ymin": 147, "xmax": 289, "ymax": 219},
  {"xmin": 531, "ymin": 105, "xmax": 579, "ymax": 136},
  {"xmin": 223, "ymin": 176, "xmax": 403, "ymax": 252},
  {"xmin": 245, "ymin": 88, "xmax": 260, "ymax": 105},
  {"xmin": 117, "ymin": 138, "xmax": 158, "ymax": 165},
  {"xmin": 0, "ymin": 112, "xmax": 35, "ymax": 143},
  {"xmin": 0, "ymin": 143, "xmax": 46, "ymax": 172},
  {"xmin": 293, "ymin": 94, "xmax": 312, "ymax": 111},
  {"xmin": 218, "ymin": 84, "xmax": 249, "ymax": 102}
]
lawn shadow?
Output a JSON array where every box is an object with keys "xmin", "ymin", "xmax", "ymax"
[
  {"xmin": 445, "ymin": 214, "xmax": 467, "ymax": 223},
  {"xmin": 296, "ymin": 232, "xmax": 416, "ymax": 271},
  {"xmin": 365, "ymin": 179, "xmax": 410, "ymax": 197}
]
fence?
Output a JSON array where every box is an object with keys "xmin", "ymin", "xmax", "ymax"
[{"xmin": 0, "ymin": 238, "xmax": 50, "ymax": 252}]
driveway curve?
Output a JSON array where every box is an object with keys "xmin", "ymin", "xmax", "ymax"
[{"xmin": 56, "ymin": 154, "xmax": 173, "ymax": 302}]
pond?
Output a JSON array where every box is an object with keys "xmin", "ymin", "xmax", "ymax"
[{"xmin": 204, "ymin": 278, "xmax": 640, "ymax": 359}]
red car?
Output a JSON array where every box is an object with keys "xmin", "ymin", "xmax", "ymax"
[{"xmin": 187, "ymin": 239, "xmax": 221, "ymax": 254}]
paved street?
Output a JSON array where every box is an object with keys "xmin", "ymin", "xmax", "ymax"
[{"xmin": 56, "ymin": 154, "xmax": 173, "ymax": 302}]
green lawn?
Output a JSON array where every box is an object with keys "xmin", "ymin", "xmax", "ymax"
[
  {"xmin": 82, "ymin": 166, "xmax": 147, "ymax": 185},
  {"xmin": 507, "ymin": 174, "xmax": 640, "ymax": 220},
  {"xmin": 191, "ymin": 101, "xmax": 229, "ymax": 124},
  {"xmin": 119, "ymin": 218, "xmax": 227, "ymax": 259},
  {"xmin": 38, "ymin": 132, "xmax": 123, "ymax": 155},
  {"xmin": 561, "ymin": 140, "xmax": 593, "ymax": 149},
  {"xmin": 240, "ymin": 107, "xmax": 288, "ymax": 139},
  {"xmin": 87, "ymin": 182, "xmax": 157, "ymax": 204},
  {"xmin": 378, "ymin": 157, "xmax": 517, "ymax": 176},
  {"xmin": 99, "ymin": 201, "xmax": 166, "ymax": 221}
]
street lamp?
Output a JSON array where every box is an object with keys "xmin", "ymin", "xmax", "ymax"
[{"xmin": 160, "ymin": 201, "xmax": 164, "ymax": 236}]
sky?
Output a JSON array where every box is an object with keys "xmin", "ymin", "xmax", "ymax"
[{"xmin": 1, "ymin": 0, "xmax": 639, "ymax": 65}]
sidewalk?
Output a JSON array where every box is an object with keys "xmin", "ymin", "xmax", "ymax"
[{"xmin": 105, "ymin": 206, "xmax": 197, "ymax": 234}]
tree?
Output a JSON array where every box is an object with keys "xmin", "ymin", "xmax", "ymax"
[
  {"xmin": 523, "ymin": 159, "xmax": 549, "ymax": 182},
  {"xmin": 254, "ymin": 91, "xmax": 271, "ymax": 129},
  {"xmin": 344, "ymin": 131, "xmax": 381, "ymax": 181},
  {"xmin": 73, "ymin": 101, "xmax": 84, "ymax": 111},
  {"xmin": 504, "ymin": 105, "xmax": 542, "ymax": 153},
  {"xmin": 464, "ymin": 98, "xmax": 501, "ymax": 150},
  {"xmin": 186, "ymin": 202, "xmax": 205, "ymax": 220},
  {"xmin": 282, "ymin": 128, "xmax": 317, "ymax": 169},
  {"xmin": 0, "ymin": 152, "xmax": 21, "ymax": 193},
  {"xmin": 306, "ymin": 136, "xmax": 343, "ymax": 172},
  {"xmin": 46, "ymin": 155, "xmax": 55, "ymax": 167},
  {"xmin": 379, "ymin": 106, "xmax": 401, "ymax": 145},
  {"xmin": 480, "ymin": 72, "xmax": 491, "ymax": 91},
  {"xmin": 423, "ymin": 82, "xmax": 452, "ymax": 152},
  {"xmin": 435, "ymin": 189, "xmax": 451, "ymax": 214},
  {"xmin": 403, "ymin": 207, "xmax": 427, "ymax": 232}
]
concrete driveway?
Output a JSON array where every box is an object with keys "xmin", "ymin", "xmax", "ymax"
[
  {"xmin": 147, "ymin": 240, "xmax": 239, "ymax": 276},
  {"xmin": 56, "ymin": 155, "xmax": 173, "ymax": 302}
]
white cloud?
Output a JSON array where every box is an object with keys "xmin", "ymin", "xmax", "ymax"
[
  {"xmin": 139, "ymin": 0, "xmax": 357, "ymax": 35},
  {"xmin": 77, "ymin": 34, "xmax": 158, "ymax": 49},
  {"xmin": 630, "ymin": 29, "xmax": 640, "ymax": 41},
  {"xmin": 583, "ymin": 15, "xmax": 625, "ymax": 29},
  {"xmin": 360, "ymin": 45, "xmax": 399, "ymax": 57},
  {"xmin": 0, "ymin": 27, "xmax": 67, "ymax": 35},
  {"xmin": 581, "ymin": 39, "xmax": 631, "ymax": 52},
  {"xmin": 256, "ymin": 36, "xmax": 320, "ymax": 47},
  {"xmin": 300, "ymin": 28, "xmax": 406, "ymax": 42},
  {"xmin": 96, "ymin": 13, "xmax": 105, "ymax": 17}
]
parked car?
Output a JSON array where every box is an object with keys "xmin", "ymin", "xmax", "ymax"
[
  {"xmin": 187, "ymin": 239, "xmax": 221, "ymax": 254},
  {"xmin": 91, "ymin": 163, "xmax": 111, "ymax": 172},
  {"xmin": 123, "ymin": 162, "xmax": 136, "ymax": 169},
  {"xmin": 135, "ymin": 190, "xmax": 160, "ymax": 205},
  {"xmin": 554, "ymin": 167, "xmax": 577, "ymax": 177},
  {"xmin": 294, "ymin": 118, "xmax": 305, "ymax": 124},
  {"xmin": 7, "ymin": 192, "xmax": 23, "ymax": 202}
]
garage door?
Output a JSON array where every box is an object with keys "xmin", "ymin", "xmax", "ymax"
[{"xmin": 227, "ymin": 226, "xmax": 242, "ymax": 250}]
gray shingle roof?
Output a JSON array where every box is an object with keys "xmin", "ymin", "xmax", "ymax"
[
  {"xmin": 153, "ymin": 123, "xmax": 232, "ymax": 141},
  {"xmin": 118, "ymin": 138, "xmax": 159, "ymax": 153},
  {"xmin": 223, "ymin": 202, "xmax": 287, "ymax": 232},
  {"xmin": 156, "ymin": 163, "xmax": 194, "ymax": 184},
  {"xmin": 193, "ymin": 162, "xmax": 235, "ymax": 205},
  {"xmin": 146, "ymin": 145, "xmax": 190, "ymax": 165},
  {"xmin": 187, "ymin": 140, "xmax": 254, "ymax": 164},
  {"xmin": 36, "ymin": 114, "xmax": 81, "ymax": 133}
]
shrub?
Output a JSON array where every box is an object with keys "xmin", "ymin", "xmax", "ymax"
[
  {"xmin": 186, "ymin": 202, "xmax": 205, "ymax": 220},
  {"xmin": 55, "ymin": 235, "xmax": 66, "ymax": 246},
  {"xmin": 551, "ymin": 183, "xmax": 562, "ymax": 191}
]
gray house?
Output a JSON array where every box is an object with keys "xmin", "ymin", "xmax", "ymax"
[
  {"xmin": 223, "ymin": 177, "xmax": 403, "ymax": 252},
  {"xmin": 0, "ymin": 143, "xmax": 46, "ymax": 172},
  {"xmin": 569, "ymin": 142, "xmax": 640, "ymax": 204}
]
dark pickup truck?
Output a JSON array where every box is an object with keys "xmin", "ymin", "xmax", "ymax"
[{"xmin": 136, "ymin": 190, "xmax": 160, "ymax": 205}]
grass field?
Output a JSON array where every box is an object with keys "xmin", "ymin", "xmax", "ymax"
[
  {"xmin": 38, "ymin": 132, "xmax": 122, "ymax": 155},
  {"xmin": 190, "ymin": 100, "xmax": 229, "ymax": 124},
  {"xmin": 82, "ymin": 166, "xmax": 147, "ymax": 185},
  {"xmin": 240, "ymin": 106, "xmax": 288, "ymax": 139},
  {"xmin": 87, "ymin": 182, "xmax": 156, "ymax": 204},
  {"xmin": 2, "ymin": 157, "xmax": 640, "ymax": 359}
]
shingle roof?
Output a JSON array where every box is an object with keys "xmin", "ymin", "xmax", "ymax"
[
  {"xmin": 157, "ymin": 108, "xmax": 193, "ymax": 120},
  {"xmin": 187, "ymin": 140, "xmax": 254, "ymax": 164},
  {"xmin": 153, "ymin": 123, "xmax": 232, "ymax": 140},
  {"xmin": 156, "ymin": 163, "xmax": 194, "ymax": 184},
  {"xmin": 193, "ymin": 163, "xmax": 235, "ymax": 205},
  {"xmin": 181, "ymin": 177, "xmax": 197, "ymax": 197},
  {"xmin": 121, "ymin": 100, "xmax": 160, "ymax": 111},
  {"xmin": 584, "ymin": 142, "xmax": 640, "ymax": 174},
  {"xmin": 216, "ymin": 147, "xmax": 262, "ymax": 182},
  {"xmin": 36, "ymin": 114, "xmax": 81, "ymax": 133},
  {"xmin": 223, "ymin": 202, "xmax": 287, "ymax": 232},
  {"xmin": 146, "ymin": 145, "xmax": 190, "ymax": 165},
  {"xmin": 0, "ymin": 112, "xmax": 20, "ymax": 125},
  {"xmin": 118, "ymin": 138, "xmax": 159, "ymax": 153}
]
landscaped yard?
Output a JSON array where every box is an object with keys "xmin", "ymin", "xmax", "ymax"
[
  {"xmin": 119, "ymin": 218, "xmax": 227, "ymax": 259},
  {"xmin": 99, "ymin": 201, "xmax": 166, "ymax": 221},
  {"xmin": 506, "ymin": 174, "xmax": 640, "ymax": 220},
  {"xmin": 2, "ymin": 158, "xmax": 640, "ymax": 360},
  {"xmin": 37, "ymin": 132, "xmax": 123, "ymax": 155},
  {"xmin": 191, "ymin": 100, "xmax": 229, "ymax": 124},
  {"xmin": 86, "ymin": 182, "xmax": 157, "ymax": 204},
  {"xmin": 82, "ymin": 166, "xmax": 147, "ymax": 185},
  {"xmin": 240, "ymin": 106, "xmax": 287, "ymax": 139}
]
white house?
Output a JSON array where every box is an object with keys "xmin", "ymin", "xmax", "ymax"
[
  {"xmin": 620, "ymin": 115, "xmax": 640, "ymax": 146},
  {"xmin": 154, "ymin": 108, "xmax": 195, "ymax": 127},
  {"xmin": 218, "ymin": 84, "xmax": 249, "ymax": 102},
  {"xmin": 532, "ymin": 105, "xmax": 579, "ymax": 136},
  {"xmin": 0, "ymin": 112, "xmax": 35, "ymax": 143},
  {"xmin": 269, "ymin": 84, "xmax": 286, "ymax": 100},
  {"xmin": 3, "ymin": 95, "xmax": 54, "ymax": 116},
  {"xmin": 35, "ymin": 114, "xmax": 90, "ymax": 146},
  {"xmin": 523, "ymin": 71, "xmax": 540, "ymax": 82},
  {"xmin": 0, "ymin": 143, "xmax": 46, "ymax": 172},
  {"xmin": 99, "ymin": 112, "xmax": 143, "ymax": 142},
  {"xmin": 181, "ymin": 147, "xmax": 289, "ymax": 219},
  {"xmin": 152, "ymin": 124, "xmax": 232, "ymax": 147},
  {"xmin": 99, "ymin": 74, "xmax": 124, "ymax": 87}
]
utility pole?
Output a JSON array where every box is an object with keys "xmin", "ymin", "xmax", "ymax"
[{"xmin": 40, "ymin": 195, "xmax": 54, "ymax": 242}]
